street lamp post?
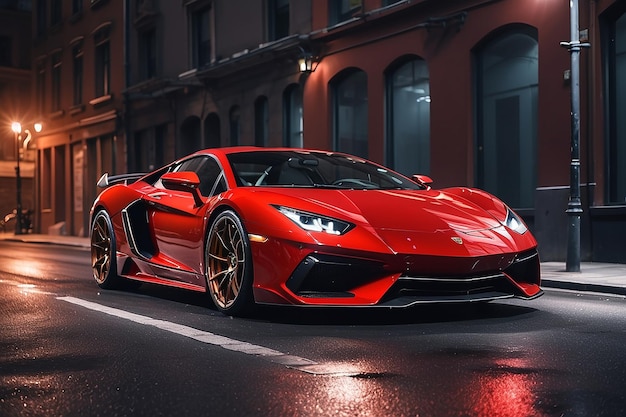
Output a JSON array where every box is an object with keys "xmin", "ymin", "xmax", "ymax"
[
  {"xmin": 11, "ymin": 122, "xmax": 23, "ymax": 235},
  {"xmin": 9, "ymin": 121, "xmax": 42, "ymax": 235},
  {"xmin": 560, "ymin": 0, "xmax": 590, "ymax": 273}
]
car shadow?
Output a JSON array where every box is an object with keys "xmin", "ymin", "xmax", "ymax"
[
  {"xmin": 125, "ymin": 283, "xmax": 539, "ymax": 326},
  {"xmin": 252, "ymin": 302, "xmax": 539, "ymax": 326}
]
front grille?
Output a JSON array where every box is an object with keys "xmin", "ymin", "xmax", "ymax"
[{"xmin": 387, "ymin": 272, "xmax": 515, "ymax": 299}]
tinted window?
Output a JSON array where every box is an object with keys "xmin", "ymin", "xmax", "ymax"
[
  {"xmin": 176, "ymin": 157, "xmax": 224, "ymax": 197},
  {"xmin": 228, "ymin": 151, "xmax": 422, "ymax": 190}
]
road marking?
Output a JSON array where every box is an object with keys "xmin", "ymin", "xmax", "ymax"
[{"xmin": 56, "ymin": 296, "xmax": 336, "ymax": 373}]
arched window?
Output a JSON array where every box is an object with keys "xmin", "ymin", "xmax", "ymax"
[
  {"xmin": 204, "ymin": 112, "xmax": 220, "ymax": 148},
  {"xmin": 180, "ymin": 116, "xmax": 201, "ymax": 157},
  {"xmin": 229, "ymin": 105, "xmax": 240, "ymax": 146},
  {"xmin": 475, "ymin": 27, "xmax": 538, "ymax": 209},
  {"xmin": 386, "ymin": 57, "xmax": 430, "ymax": 176},
  {"xmin": 332, "ymin": 69, "xmax": 368, "ymax": 158},
  {"xmin": 254, "ymin": 96, "xmax": 269, "ymax": 147},
  {"xmin": 283, "ymin": 84, "xmax": 303, "ymax": 147}
]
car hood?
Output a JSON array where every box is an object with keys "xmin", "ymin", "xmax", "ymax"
[
  {"xmin": 266, "ymin": 188, "xmax": 501, "ymax": 232},
  {"xmin": 252, "ymin": 188, "xmax": 523, "ymax": 256}
]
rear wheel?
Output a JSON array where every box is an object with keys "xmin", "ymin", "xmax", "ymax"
[
  {"xmin": 205, "ymin": 210, "xmax": 253, "ymax": 316},
  {"xmin": 90, "ymin": 210, "xmax": 121, "ymax": 289}
]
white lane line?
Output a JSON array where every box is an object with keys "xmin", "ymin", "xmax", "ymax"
[{"xmin": 57, "ymin": 296, "xmax": 319, "ymax": 370}]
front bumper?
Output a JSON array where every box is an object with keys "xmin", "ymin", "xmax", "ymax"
[{"xmin": 256, "ymin": 247, "xmax": 542, "ymax": 307}]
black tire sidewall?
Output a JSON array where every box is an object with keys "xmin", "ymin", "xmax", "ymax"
[{"xmin": 91, "ymin": 210, "xmax": 119, "ymax": 289}]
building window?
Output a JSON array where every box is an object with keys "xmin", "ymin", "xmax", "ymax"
[
  {"xmin": 136, "ymin": 0, "xmax": 156, "ymax": 15},
  {"xmin": 386, "ymin": 57, "xmax": 430, "ymax": 176},
  {"xmin": 475, "ymin": 27, "xmax": 538, "ymax": 209},
  {"xmin": 191, "ymin": 6, "xmax": 211, "ymax": 68},
  {"xmin": 134, "ymin": 130, "xmax": 151, "ymax": 171},
  {"xmin": 36, "ymin": 0, "xmax": 46, "ymax": 37},
  {"xmin": 51, "ymin": 0, "xmax": 62, "ymax": 26},
  {"xmin": 85, "ymin": 136, "xmax": 114, "ymax": 221},
  {"xmin": 41, "ymin": 148, "xmax": 52, "ymax": 210},
  {"xmin": 180, "ymin": 116, "xmax": 202, "ymax": 158},
  {"xmin": 329, "ymin": 0, "xmax": 362, "ymax": 26},
  {"xmin": 36, "ymin": 62, "xmax": 46, "ymax": 116},
  {"xmin": 94, "ymin": 26, "xmax": 111, "ymax": 97},
  {"xmin": 255, "ymin": 96, "xmax": 269, "ymax": 147},
  {"xmin": 51, "ymin": 51, "xmax": 62, "ymax": 112},
  {"xmin": 229, "ymin": 106, "xmax": 240, "ymax": 146},
  {"xmin": 283, "ymin": 84, "xmax": 303, "ymax": 147},
  {"xmin": 72, "ymin": 41, "xmax": 83, "ymax": 106},
  {"xmin": 0, "ymin": 36, "xmax": 11, "ymax": 67},
  {"xmin": 332, "ymin": 69, "xmax": 368, "ymax": 158},
  {"xmin": 205, "ymin": 113, "xmax": 221, "ymax": 148},
  {"xmin": 133, "ymin": 127, "xmax": 164, "ymax": 172},
  {"xmin": 72, "ymin": 0, "xmax": 83, "ymax": 15},
  {"xmin": 139, "ymin": 27, "xmax": 157, "ymax": 80},
  {"xmin": 268, "ymin": 0, "xmax": 289, "ymax": 41},
  {"xmin": 605, "ymin": 9, "xmax": 626, "ymax": 203},
  {"xmin": 154, "ymin": 124, "xmax": 166, "ymax": 169}
]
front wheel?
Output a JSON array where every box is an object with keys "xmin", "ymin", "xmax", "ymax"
[
  {"xmin": 205, "ymin": 210, "xmax": 254, "ymax": 316},
  {"xmin": 90, "ymin": 210, "xmax": 121, "ymax": 289}
]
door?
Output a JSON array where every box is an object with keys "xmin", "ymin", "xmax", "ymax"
[{"xmin": 143, "ymin": 156, "xmax": 226, "ymax": 282}]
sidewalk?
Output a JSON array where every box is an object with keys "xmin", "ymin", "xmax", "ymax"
[{"xmin": 1, "ymin": 232, "xmax": 625, "ymax": 297}]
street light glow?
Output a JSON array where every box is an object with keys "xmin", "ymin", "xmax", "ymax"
[{"xmin": 11, "ymin": 122, "xmax": 21, "ymax": 134}]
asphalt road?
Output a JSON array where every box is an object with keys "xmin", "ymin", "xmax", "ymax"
[{"xmin": 1, "ymin": 241, "xmax": 625, "ymax": 417}]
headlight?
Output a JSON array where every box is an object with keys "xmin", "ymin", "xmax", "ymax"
[
  {"xmin": 503, "ymin": 208, "xmax": 527, "ymax": 234},
  {"xmin": 274, "ymin": 206, "xmax": 354, "ymax": 235}
]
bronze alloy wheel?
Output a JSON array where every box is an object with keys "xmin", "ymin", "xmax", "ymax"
[
  {"xmin": 206, "ymin": 211, "xmax": 252, "ymax": 315},
  {"xmin": 90, "ymin": 211, "xmax": 118, "ymax": 289}
]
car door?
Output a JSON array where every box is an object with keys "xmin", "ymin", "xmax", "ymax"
[{"xmin": 143, "ymin": 155, "xmax": 226, "ymax": 284}]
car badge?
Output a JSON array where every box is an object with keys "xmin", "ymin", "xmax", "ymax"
[{"xmin": 451, "ymin": 237, "xmax": 463, "ymax": 245}]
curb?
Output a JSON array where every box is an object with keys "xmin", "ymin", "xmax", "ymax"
[{"xmin": 541, "ymin": 279, "xmax": 626, "ymax": 297}]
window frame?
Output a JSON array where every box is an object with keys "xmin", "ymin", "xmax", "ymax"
[
  {"xmin": 72, "ymin": 40, "xmax": 84, "ymax": 106},
  {"xmin": 51, "ymin": 51, "xmax": 63, "ymax": 112},
  {"xmin": 602, "ymin": 5, "xmax": 626, "ymax": 204},
  {"xmin": 93, "ymin": 25, "xmax": 111, "ymax": 98}
]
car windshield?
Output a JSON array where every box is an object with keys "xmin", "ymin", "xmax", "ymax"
[{"xmin": 227, "ymin": 150, "xmax": 423, "ymax": 190}]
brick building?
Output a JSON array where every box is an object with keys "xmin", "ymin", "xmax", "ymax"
[
  {"xmin": 2, "ymin": 0, "xmax": 625, "ymax": 262},
  {"xmin": 0, "ymin": 1, "xmax": 33, "ymax": 231}
]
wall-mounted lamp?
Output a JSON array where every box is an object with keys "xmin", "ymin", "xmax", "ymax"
[{"xmin": 298, "ymin": 48, "xmax": 319, "ymax": 73}]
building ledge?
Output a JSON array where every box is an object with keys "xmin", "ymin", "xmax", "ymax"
[
  {"xmin": 49, "ymin": 109, "xmax": 65, "ymax": 119},
  {"xmin": 89, "ymin": 94, "xmax": 113, "ymax": 107},
  {"xmin": 69, "ymin": 104, "xmax": 85, "ymax": 116},
  {"xmin": 90, "ymin": 0, "xmax": 109, "ymax": 10}
]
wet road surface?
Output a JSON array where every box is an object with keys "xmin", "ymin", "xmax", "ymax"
[{"xmin": 1, "ymin": 241, "xmax": 625, "ymax": 416}]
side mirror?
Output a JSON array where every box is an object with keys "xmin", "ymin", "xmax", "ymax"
[
  {"xmin": 161, "ymin": 171, "xmax": 203, "ymax": 207},
  {"xmin": 412, "ymin": 174, "xmax": 433, "ymax": 190}
]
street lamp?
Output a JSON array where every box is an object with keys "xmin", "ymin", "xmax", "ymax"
[
  {"xmin": 11, "ymin": 122, "xmax": 23, "ymax": 235},
  {"xmin": 9, "ymin": 121, "xmax": 42, "ymax": 235},
  {"xmin": 560, "ymin": 0, "xmax": 590, "ymax": 272}
]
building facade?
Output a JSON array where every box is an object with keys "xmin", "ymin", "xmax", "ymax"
[
  {"xmin": 0, "ymin": 1, "xmax": 33, "ymax": 231},
  {"xmin": 23, "ymin": 0, "xmax": 626, "ymax": 263}
]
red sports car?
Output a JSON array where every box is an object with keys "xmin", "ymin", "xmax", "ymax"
[{"xmin": 90, "ymin": 147, "xmax": 542, "ymax": 316}]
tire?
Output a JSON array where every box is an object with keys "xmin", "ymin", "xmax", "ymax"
[
  {"xmin": 90, "ymin": 210, "xmax": 122, "ymax": 289},
  {"xmin": 205, "ymin": 210, "xmax": 254, "ymax": 316}
]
